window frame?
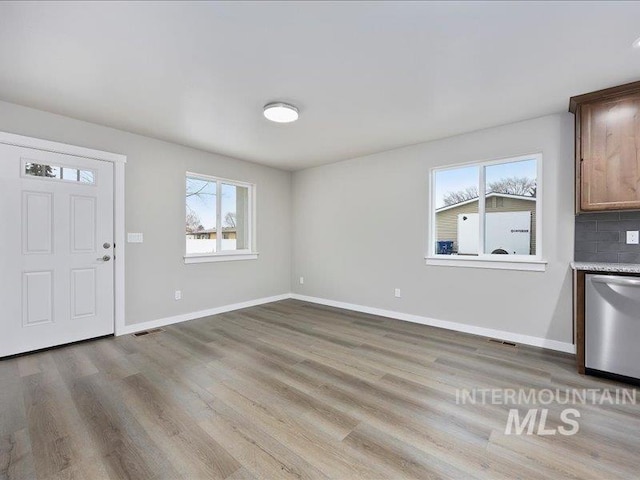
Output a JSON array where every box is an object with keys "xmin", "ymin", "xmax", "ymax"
[
  {"xmin": 184, "ymin": 172, "xmax": 257, "ymax": 264},
  {"xmin": 426, "ymin": 153, "xmax": 546, "ymax": 272}
]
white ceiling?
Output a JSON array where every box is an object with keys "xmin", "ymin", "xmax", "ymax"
[{"xmin": 1, "ymin": 1, "xmax": 639, "ymax": 170}]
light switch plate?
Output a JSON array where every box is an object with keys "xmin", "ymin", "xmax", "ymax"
[
  {"xmin": 127, "ymin": 233, "xmax": 144, "ymax": 243},
  {"xmin": 626, "ymin": 231, "xmax": 639, "ymax": 245}
]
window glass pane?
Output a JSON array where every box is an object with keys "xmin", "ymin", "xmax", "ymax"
[
  {"xmin": 78, "ymin": 170, "xmax": 95, "ymax": 183},
  {"xmin": 434, "ymin": 165, "xmax": 479, "ymax": 255},
  {"xmin": 484, "ymin": 158, "xmax": 537, "ymax": 255},
  {"xmin": 221, "ymin": 183, "xmax": 249, "ymax": 251},
  {"xmin": 186, "ymin": 177, "xmax": 217, "ymax": 254},
  {"xmin": 25, "ymin": 163, "xmax": 94, "ymax": 184}
]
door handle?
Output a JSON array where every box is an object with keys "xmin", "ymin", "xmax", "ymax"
[
  {"xmin": 97, "ymin": 255, "xmax": 111, "ymax": 262},
  {"xmin": 591, "ymin": 276, "xmax": 640, "ymax": 287}
]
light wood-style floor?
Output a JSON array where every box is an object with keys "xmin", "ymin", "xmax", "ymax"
[{"xmin": 1, "ymin": 299, "xmax": 638, "ymax": 480}]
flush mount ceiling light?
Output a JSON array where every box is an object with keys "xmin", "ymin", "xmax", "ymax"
[
  {"xmin": 263, "ymin": 102, "xmax": 299, "ymax": 123},
  {"xmin": 634, "ymin": 36, "xmax": 640, "ymax": 48}
]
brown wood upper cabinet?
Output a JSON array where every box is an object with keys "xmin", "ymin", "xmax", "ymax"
[{"xmin": 569, "ymin": 81, "xmax": 640, "ymax": 212}]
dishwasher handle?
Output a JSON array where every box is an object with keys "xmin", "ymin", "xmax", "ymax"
[{"xmin": 591, "ymin": 275, "xmax": 640, "ymax": 287}]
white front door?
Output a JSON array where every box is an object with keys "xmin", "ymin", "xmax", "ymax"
[{"xmin": 0, "ymin": 143, "xmax": 114, "ymax": 357}]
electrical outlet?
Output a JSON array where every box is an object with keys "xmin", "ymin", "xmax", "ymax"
[
  {"xmin": 394, "ymin": 288, "xmax": 401, "ymax": 298},
  {"xmin": 626, "ymin": 231, "xmax": 639, "ymax": 245},
  {"xmin": 175, "ymin": 290, "xmax": 182, "ymax": 301},
  {"xmin": 299, "ymin": 276, "xmax": 304, "ymax": 285}
]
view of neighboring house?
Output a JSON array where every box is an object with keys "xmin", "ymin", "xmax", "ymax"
[
  {"xmin": 185, "ymin": 227, "xmax": 237, "ymax": 240},
  {"xmin": 186, "ymin": 227, "xmax": 239, "ymax": 254},
  {"xmin": 436, "ymin": 193, "xmax": 536, "ymax": 255}
]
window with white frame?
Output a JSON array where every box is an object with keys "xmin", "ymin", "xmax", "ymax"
[
  {"xmin": 185, "ymin": 173, "xmax": 255, "ymax": 262},
  {"xmin": 428, "ymin": 153, "xmax": 543, "ymax": 269}
]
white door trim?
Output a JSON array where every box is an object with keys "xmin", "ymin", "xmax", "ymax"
[{"xmin": 0, "ymin": 131, "xmax": 127, "ymax": 336}]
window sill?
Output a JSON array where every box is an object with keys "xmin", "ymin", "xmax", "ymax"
[
  {"xmin": 184, "ymin": 252, "xmax": 259, "ymax": 264},
  {"xmin": 425, "ymin": 256, "xmax": 547, "ymax": 272}
]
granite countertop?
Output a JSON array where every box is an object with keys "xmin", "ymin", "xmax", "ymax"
[{"xmin": 571, "ymin": 262, "xmax": 640, "ymax": 273}]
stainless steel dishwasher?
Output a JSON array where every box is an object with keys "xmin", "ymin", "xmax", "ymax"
[{"xmin": 586, "ymin": 274, "xmax": 640, "ymax": 382}]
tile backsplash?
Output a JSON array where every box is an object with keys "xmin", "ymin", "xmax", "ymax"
[{"xmin": 575, "ymin": 211, "xmax": 640, "ymax": 263}]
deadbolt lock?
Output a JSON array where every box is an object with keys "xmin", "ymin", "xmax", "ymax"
[{"xmin": 103, "ymin": 242, "xmax": 111, "ymax": 249}]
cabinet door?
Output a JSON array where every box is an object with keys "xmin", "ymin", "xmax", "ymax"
[{"xmin": 581, "ymin": 93, "xmax": 640, "ymax": 211}]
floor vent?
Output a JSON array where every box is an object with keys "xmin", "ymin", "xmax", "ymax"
[
  {"xmin": 489, "ymin": 338, "xmax": 518, "ymax": 347},
  {"xmin": 133, "ymin": 328, "xmax": 164, "ymax": 337}
]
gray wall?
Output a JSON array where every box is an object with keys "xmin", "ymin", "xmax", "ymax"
[
  {"xmin": 575, "ymin": 212, "xmax": 640, "ymax": 263},
  {"xmin": 0, "ymin": 98, "xmax": 576, "ymax": 344},
  {"xmin": 292, "ymin": 113, "xmax": 575, "ymax": 343},
  {"xmin": 0, "ymin": 100, "xmax": 292, "ymax": 326}
]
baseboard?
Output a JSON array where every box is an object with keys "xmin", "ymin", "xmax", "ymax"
[
  {"xmin": 290, "ymin": 293, "xmax": 576, "ymax": 354},
  {"xmin": 116, "ymin": 292, "xmax": 576, "ymax": 354},
  {"xmin": 116, "ymin": 293, "xmax": 292, "ymax": 336}
]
